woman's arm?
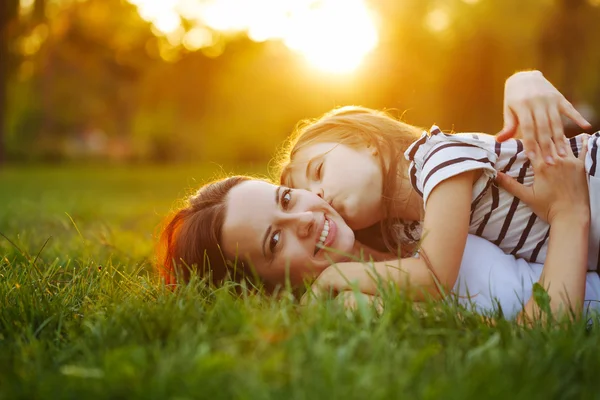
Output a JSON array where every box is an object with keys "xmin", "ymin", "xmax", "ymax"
[
  {"xmin": 518, "ymin": 212, "xmax": 589, "ymax": 321},
  {"xmin": 496, "ymin": 70, "xmax": 591, "ymax": 164},
  {"xmin": 497, "ymin": 139, "xmax": 590, "ymax": 322}
]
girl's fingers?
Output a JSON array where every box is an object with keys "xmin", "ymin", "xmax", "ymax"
[
  {"xmin": 518, "ymin": 110, "xmax": 541, "ymax": 162},
  {"xmin": 496, "ymin": 172, "xmax": 533, "ymax": 204},
  {"xmin": 560, "ymin": 100, "xmax": 593, "ymax": 130},
  {"xmin": 299, "ymin": 291, "xmax": 312, "ymax": 306},
  {"xmin": 547, "ymin": 106, "xmax": 567, "ymax": 156},
  {"xmin": 300, "ymin": 284, "xmax": 325, "ymax": 305},
  {"xmin": 338, "ymin": 291, "xmax": 360, "ymax": 310},
  {"xmin": 338, "ymin": 292, "xmax": 384, "ymax": 314},
  {"xmin": 524, "ymin": 135, "xmax": 545, "ymax": 168},
  {"xmin": 497, "ymin": 107, "xmax": 518, "ymax": 142},
  {"xmin": 532, "ymin": 107, "xmax": 558, "ymax": 164}
]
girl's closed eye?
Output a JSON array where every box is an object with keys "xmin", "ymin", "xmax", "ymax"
[{"xmin": 315, "ymin": 162, "xmax": 323, "ymax": 181}]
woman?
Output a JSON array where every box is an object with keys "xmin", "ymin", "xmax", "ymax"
[{"xmin": 158, "ymin": 175, "xmax": 390, "ymax": 288}]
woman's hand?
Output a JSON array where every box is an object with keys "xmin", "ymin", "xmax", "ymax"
[
  {"xmin": 496, "ymin": 70, "xmax": 591, "ymax": 164},
  {"xmin": 496, "ymin": 138, "xmax": 589, "ymax": 224},
  {"xmin": 498, "ymin": 138, "xmax": 591, "ymax": 323},
  {"xmin": 498, "ymin": 141, "xmax": 591, "ymax": 323}
]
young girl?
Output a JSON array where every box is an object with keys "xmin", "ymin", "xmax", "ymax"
[{"xmin": 279, "ymin": 83, "xmax": 599, "ymax": 298}]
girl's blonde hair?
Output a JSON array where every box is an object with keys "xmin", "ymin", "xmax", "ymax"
[{"xmin": 276, "ymin": 106, "xmax": 423, "ymax": 256}]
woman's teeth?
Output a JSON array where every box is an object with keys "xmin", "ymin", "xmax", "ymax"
[{"xmin": 316, "ymin": 219, "xmax": 330, "ymax": 250}]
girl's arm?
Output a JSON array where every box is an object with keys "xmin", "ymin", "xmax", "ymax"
[
  {"xmin": 305, "ymin": 141, "xmax": 590, "ymax": 316},
  {"xmin": 496, "ymin": 140, "xmax": 590, "ymax": 322},
  {"xmin": 328, "ymin": 144, "xmax": 590, "ymax": 320},
  {"xmin": 302, "ymin": 170, "xmax": 477, "ymax": 302}
]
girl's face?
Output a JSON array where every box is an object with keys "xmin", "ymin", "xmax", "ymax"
[
  {"xmin": 221, "ymin": 180, "xmax": 357, "ymax": 286},
  {"xmin": 286, "ymin": 142, "xmax": 384, "ymax": 230}
]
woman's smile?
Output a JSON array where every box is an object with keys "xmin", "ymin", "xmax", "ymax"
[{"xmin": 314, "ymin": 216, "xmax": 337, "ymax": 256}]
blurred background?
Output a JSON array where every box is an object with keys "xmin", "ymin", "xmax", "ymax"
[{"xmin": 1, "ymin": 0, "xmax": 599, "ymax": 166}]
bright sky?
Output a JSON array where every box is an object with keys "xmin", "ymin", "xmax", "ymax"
[{"xmin": 126, "ymin": 0, "xmax": 379, "ymax": 73}]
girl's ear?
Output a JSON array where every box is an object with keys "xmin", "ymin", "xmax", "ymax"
[{"xmin": 366, "ymin": 142, "xmax": 379, "ymax": 157}]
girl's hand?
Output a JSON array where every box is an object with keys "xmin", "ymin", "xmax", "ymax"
[
  {"xmin": 496, "ymin": 139, "xmax": 590, "ymax": 224},
  {"xmin": 300, "ymin": 262, "xmax": 381, "ymax": 305},
  {"xmin": 335, "ymin": 291, "xmax": 384, "ymax": 314},
  {"xmin": 496, "ymin": 70, "xmax": 591, "ymax": 164}
]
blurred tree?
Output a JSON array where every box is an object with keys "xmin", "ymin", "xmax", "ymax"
[
  {"xmin": 539, "ymin": 0, "xmax": 600, "ymax": 133},
  {"xmin": 8, "ymin": 0, "xmax": 158, "ymax": 161},
  {"xmin": 34, "ymin": 0, "xmax": 45, "ymax": 22},
  {"xmin": 0, "ymin": 0, "xmax": 19, "ymax": 164},
  {"xmin": 539, "ymin": 0, "xmax": 586, "ymax": 100},
  {"xmin": 3, "ymin": 0, "xmax": 600, "ymax": 164}
]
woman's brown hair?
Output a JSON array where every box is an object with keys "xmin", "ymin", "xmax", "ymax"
[{"xmin": 156, "ymin": 176, "xmax": 251, "ymax": 286}]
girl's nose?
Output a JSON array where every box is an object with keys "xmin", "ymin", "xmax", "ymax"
[{"xmin": 310, "ymin": 184, "xmax": 324, "ymax": 199}]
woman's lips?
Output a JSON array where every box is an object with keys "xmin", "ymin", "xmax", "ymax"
[
  {"xmin": 314, "ymin": 215, "xmax": 337, "ymax": 257},
  {"xmin": 323, "ymin": 217, "xmax": 336, "ymax": 248}
]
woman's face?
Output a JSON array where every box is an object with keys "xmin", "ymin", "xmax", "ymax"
[
  {"xmin": 286, "ymin": 142, "xmax": 384, "ymax": 230},
  {"xmin": 221, "ymin": 180, "xmax": 357, "ymax": 286}
]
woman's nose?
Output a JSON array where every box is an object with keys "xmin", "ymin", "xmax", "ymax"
[{"xmin": 280, "ymin": 211, "xmax": 315, "ymax": 238}]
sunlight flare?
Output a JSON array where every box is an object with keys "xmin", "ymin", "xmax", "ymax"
[{"xmin": 127, "ymin": 0, "xmax": 379, "ymax": 73}]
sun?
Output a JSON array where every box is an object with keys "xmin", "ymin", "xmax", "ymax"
[
  {"xmin": 128, "ymin": 0, "xmax": 380, "ymax": 74},
  {"xmin": 282, "ymin": 0, "xmax": 379, "ymax": 73}
]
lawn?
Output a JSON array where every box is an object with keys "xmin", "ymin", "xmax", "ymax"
[{"xmin": 1, "ymin": 165, "xmax": 598, "ymax": 400}]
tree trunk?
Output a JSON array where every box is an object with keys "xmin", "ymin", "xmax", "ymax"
[{"xmin": 0, "ymin": 0, "xmax": 20, "ymax": 165}]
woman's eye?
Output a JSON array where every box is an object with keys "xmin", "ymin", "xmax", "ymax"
[
  {"xmin": 281, "ymin": 189, "xmax": 292, "ymax": 209},
  {"xmin": 270, "ymin": 231, "xmax": 280, "ymax": 253}
]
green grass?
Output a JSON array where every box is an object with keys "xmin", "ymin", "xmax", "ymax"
[{"xmin": 1, "ymin": 165, "xmax": 599, "ymax": 400}]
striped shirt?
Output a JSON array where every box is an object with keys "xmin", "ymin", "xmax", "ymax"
[{"xmin": 404, "ymin": 126, "xmax": 600, "ymax": 270}]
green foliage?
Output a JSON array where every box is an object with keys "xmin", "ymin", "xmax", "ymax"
[
  {"xmin": 533, "ymin": 282, "xmax": 552, "ymax": 315},
  {"xmin": 1, "ymin": 165, "xmax": 599, "ymax": 399}
]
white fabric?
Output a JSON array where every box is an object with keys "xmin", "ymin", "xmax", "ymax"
[
  {"xmin": 586, "ymin": 134, "xmax": 600, "ymax": 271},
  {"xmin": 453, "ymin": 235, "xmax": 600, "ymax": 319}
]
